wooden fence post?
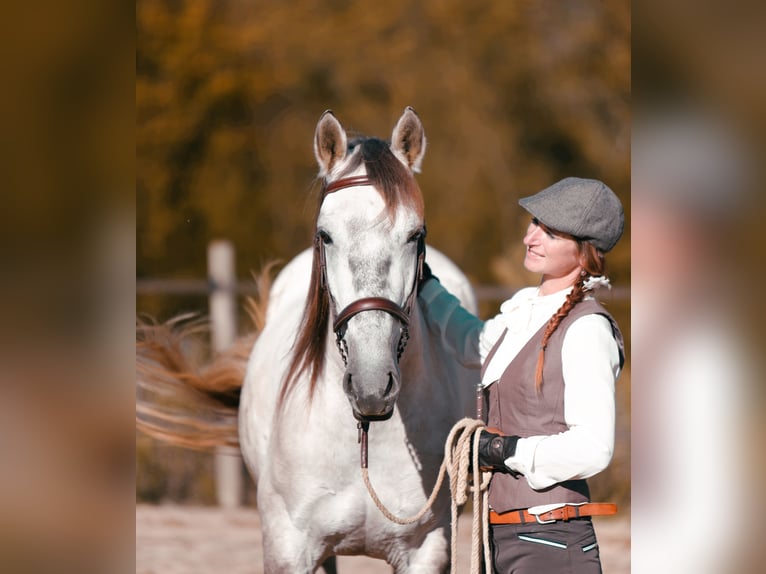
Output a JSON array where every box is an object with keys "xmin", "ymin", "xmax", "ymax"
[{"xmin": 208, "ymin": 239, "xmax": 244, "ymax": 509}]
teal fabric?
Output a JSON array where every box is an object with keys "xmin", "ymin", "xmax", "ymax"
[{"xmin": 418, "ymin": 279, "xmax": 484, "ymax": 369}]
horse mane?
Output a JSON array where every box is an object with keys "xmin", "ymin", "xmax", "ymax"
[{"xmin": 279, "ymin": 137, "xmax": 424, "ymax": 410}]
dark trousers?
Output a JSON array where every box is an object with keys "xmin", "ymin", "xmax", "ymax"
[{"xmin": 489, "ymin": 518, "xmax": 602, "ymax": 574}]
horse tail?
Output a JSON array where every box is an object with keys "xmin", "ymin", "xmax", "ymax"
[{"xmin": 136, "ymin": 265, "xmax": 274, "ymax": 450}]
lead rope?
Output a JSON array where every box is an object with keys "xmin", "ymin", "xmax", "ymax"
[{"xmin": 360, "ymin": 417, "xmax": 493, "ymax": 574}]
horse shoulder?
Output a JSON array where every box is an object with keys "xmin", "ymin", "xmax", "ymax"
[{"xmin": 241, "ymin": 249, "xmax": 316, "ymax": 472}]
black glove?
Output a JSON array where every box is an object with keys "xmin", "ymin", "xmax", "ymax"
[
  {"xmin": 476, "ymin": 430, "xmax": 520, "ymax": 473},
  {"xmin": 417, "ymin": 262, "xmax": 438, "ymax": 293}
]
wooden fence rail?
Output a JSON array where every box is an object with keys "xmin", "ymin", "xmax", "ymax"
[{"xmin": 136, "ymin": 278, "xmax": 629, "ymax": 302}]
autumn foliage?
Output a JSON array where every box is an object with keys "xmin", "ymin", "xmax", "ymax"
[{"xmin": 137, "ymin": 0, "xmax": 630, "ymax": 291}]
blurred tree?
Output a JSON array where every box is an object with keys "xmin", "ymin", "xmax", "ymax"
[{"xmin": 137, "ymin": 0, "xmax": 629, "ymax": 289}]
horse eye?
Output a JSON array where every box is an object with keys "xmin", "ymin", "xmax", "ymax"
[
  {"xmin": 317, "ymin": 230, "xmax": 333, "ymax": 245},
  {"xmin": 407, "ymin": 228, "xmax": 425, "ymax": 243}
]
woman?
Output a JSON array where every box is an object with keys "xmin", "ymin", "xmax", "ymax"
[{"xmin": 419, "ymin": 177, "xmax": 625, "ymax": 573}]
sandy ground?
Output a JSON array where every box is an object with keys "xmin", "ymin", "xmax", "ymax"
[{"xmin": 137, "ymin": 504, "xmax": 629, "ymax": 573}]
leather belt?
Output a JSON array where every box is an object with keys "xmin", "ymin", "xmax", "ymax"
[{"xmin": 489, "ymin": 503, "xmax": 617, "ymax": 525}]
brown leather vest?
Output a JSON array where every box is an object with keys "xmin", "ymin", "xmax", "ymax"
[{"xmin": 482, "ymin": 298, "xmax": 624, "ymax": 513}]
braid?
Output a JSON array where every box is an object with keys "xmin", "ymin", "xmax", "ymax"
[
  {"xmin": 534, "ymin": 274, "xmax": 587, "ymax": 391},
  {"xmin": 533, "ymin": 239, "xmax": 605, "ymax": 392}
]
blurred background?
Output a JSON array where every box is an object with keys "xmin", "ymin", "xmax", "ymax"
[
  {"xmin": 1, "ymin": 1, "xmax": 133, "ymax": 573},
  {"xmin": 632, "ymin": 1, "xmax": 766, "ymax": 572},
  {"xmin": 137, "ymin": 0, "xmax": 631, "ymax": 308}
]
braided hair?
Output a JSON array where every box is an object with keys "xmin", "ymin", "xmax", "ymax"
[{"xmin": 534, "ymin": 236, "xmax": 606, "ymax": 391}]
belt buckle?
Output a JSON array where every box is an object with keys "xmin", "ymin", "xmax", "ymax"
[{"xmin": 534, "ymin": 512, "xmax": 556, "ymax": 525}]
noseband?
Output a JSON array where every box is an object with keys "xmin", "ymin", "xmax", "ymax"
[{"xmin": 316, "ymin": 175, "xmax": 425, "ymax": 367}]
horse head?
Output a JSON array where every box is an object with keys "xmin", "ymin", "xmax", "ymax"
[{"xmin": 284, "ymin": 107, "xmax": 427, "ymax": 421}]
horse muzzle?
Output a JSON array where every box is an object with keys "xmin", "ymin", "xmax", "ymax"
[{"xmin": 343, "ymin": 367, "xmax": 400, "ymax": 421}]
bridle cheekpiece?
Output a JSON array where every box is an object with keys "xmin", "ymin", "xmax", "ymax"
[{"xmin": 316, "ymin": 176, "xmax": 426, "ymax": 367}]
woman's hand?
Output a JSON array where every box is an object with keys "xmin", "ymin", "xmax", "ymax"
[{"xmin": 476, "ymin": 429, "xmax": 521, "ymax": 473}]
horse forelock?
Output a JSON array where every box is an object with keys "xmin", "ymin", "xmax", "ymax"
[
  {"xmin": 279, "ymin": 137, "xmax": 424, "ymax": 412},
  {"xmin": 323, "ymin": 137, "xmax": 424, "ymax": 221}
]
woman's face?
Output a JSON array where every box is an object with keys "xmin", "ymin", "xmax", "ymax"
[{"xmin": 523, "ymin": 218, "xmax": 583, "ymax": 290}]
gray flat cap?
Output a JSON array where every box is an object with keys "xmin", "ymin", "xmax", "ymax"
[{"xmin": 519, "ymin": 177, "xmax": 624, "ymax": 252}]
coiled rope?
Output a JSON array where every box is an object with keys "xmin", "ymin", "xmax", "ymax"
[{"xmin": 360, "ymin": 417, "xmax": 493, "ymax": 574}]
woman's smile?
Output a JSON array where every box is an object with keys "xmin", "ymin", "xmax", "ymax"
[{"xmin": 522, "ymin": 218, "xmax": 583, "ymax": 294}]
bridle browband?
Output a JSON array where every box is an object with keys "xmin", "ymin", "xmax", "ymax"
[
  {"xmin": 324, "ymin": 175, "xmax": 373, "ymax": 195},
  {"xmin": 316, "ymin": 175, "xmax": 426, "ymax": 367}
]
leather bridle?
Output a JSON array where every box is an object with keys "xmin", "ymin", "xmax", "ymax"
[{"xmin": 316, "ymin": 175, "xmax": 426, "ymax": 368}]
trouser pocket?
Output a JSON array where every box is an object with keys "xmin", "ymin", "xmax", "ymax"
[
  {"xmin": 492, "ymin": 520, "xmax": 602, "ymax": 574},
  {"xmin": 581, "ymin": 541, "xmax": 599, "ymax": 553},
  {"xmin": 517, "ymin": 534, "xmax": 568, "ymax": 550}
]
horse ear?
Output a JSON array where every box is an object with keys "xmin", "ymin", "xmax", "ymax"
[
  {"xmin": 314, "ymin": 110, "xmax": 348, "ymax": 178},
  {"xmin": 391, "ymin": 106, "xmax": 427, "ymax": 173}
]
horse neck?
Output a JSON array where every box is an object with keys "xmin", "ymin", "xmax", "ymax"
[
  {"xmin": 398, "ymin": 302, "xmax": 434, "ymax": 394},
  {"xmin": 400, "ymin": 297, "xmax": 477, "ymax": 421}
]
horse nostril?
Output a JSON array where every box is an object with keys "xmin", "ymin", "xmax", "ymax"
[{"xmin": 385, "ymin": 372, "xmax": 395, "ymax": 397}]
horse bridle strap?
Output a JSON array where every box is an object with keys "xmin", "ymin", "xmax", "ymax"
[
  {"xmin": 334, "ymin": 297, "xmax": 410, "ymax": 334},
  {"xmin": 324, "ymin": 175, "xmax": 374, "ymax": 195},
  {"xmin": 317, "ymin": 174, "xmax": 426, "ymax": 366}
]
